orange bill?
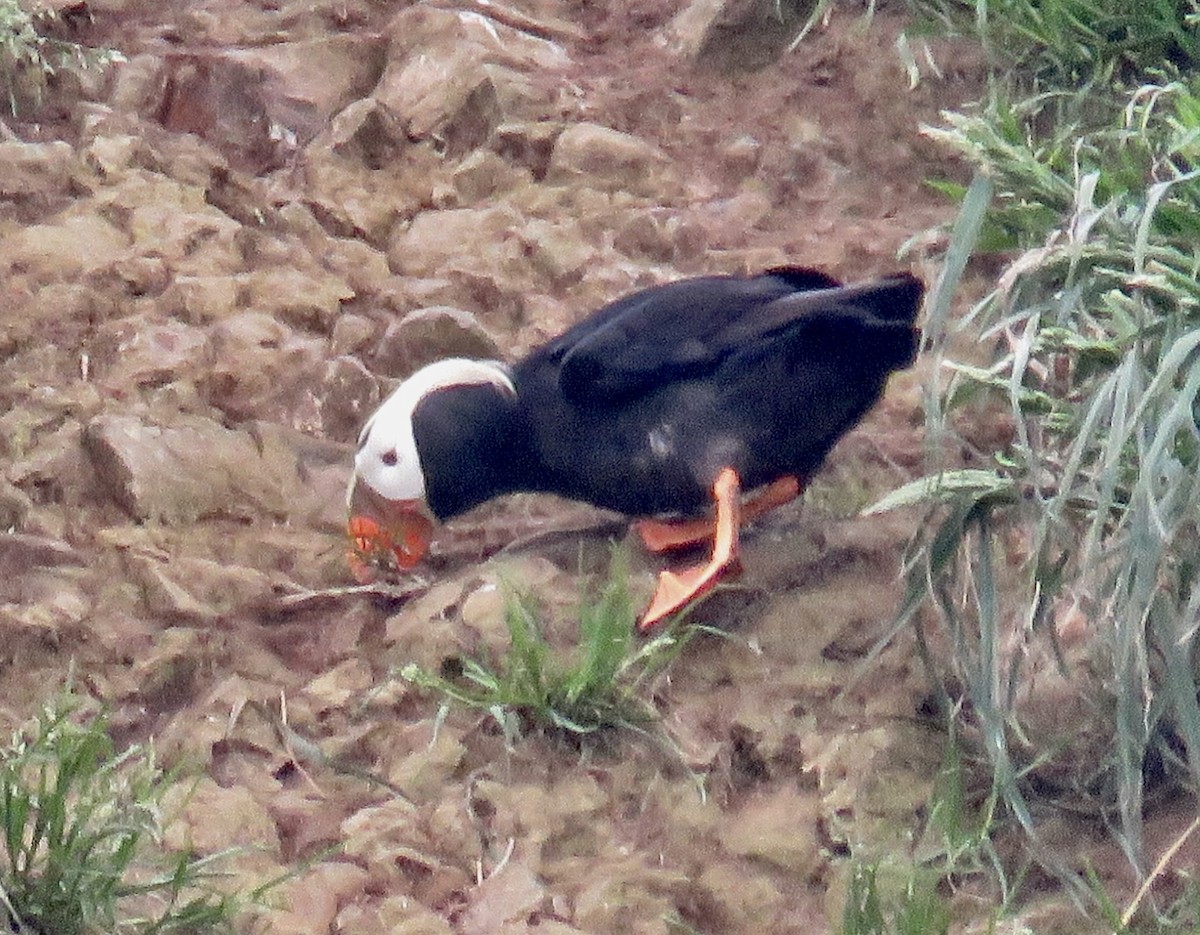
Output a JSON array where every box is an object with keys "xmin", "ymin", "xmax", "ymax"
[{"xmin": 346, "ymin": 500, "xmax": 435, "ymax": 581}]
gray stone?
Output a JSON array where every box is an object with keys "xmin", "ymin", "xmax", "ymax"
[
  {"xmin": 387, "ymin": 205, "xmax": 523, "ymax": 279},
  {"xmin": 0, "ymin": 141, "xmax": 78, "ymax": 198},
  {"xmin": 519, "ymin": 218, "xmax": 595, "ymax": 287},
  {"xmin": 82, "ymin": 414, "xmax": 295, "ymax": 523},
  {"xmin": 329, "ymin": 314, "xmax": 377, "ymax": 357},
  {"xmin": 546, "ymin": 123, "xmax": 672, "ymax": 197},
  {"xmin": 452, "ymin": 150, "xmax": 532, "ymax": 202},
  {"xmin": 374, "ymin": 5, "xmax": 572, "ymax": 153},
  {"xmin": 492, "ymin": 121, "xmax": 565, "ymax": 179},
  {"xmin": 669, "ymin": 0, "xmax": 805, "ymax": 71},
  {"xmin": 319, "ymin": 355, "xmax": 381, "ymax": 442},
  {"xmin": 372, "ymin": 307, "xmax": 501, "ymax": 378},
  {"xmin": 329, "ymin": 98, "xmax": 409, "ymax": 169}
]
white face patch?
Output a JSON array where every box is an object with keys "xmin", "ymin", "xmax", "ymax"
[{"xmin": 353, "ymin": 358, "xmax": 514, "ymax": 502}]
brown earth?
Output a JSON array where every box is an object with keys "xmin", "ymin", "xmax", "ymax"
[{"xmin": 0, "ymin": 0, "xmax": 1124, "ymax": 932}]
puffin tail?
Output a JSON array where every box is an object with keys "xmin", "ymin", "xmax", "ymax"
[
  {"xmin": 856, "ymin": 273, "xmax": 925, "ymax": 325},
  {"xmin": 864, "ymin": 275, "xmax": 923, "ymax": 371}
]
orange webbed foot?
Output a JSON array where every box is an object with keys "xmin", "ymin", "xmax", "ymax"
[
  {"xmin": 639, "ymin": 468, "xmax": 742, "ymax": 631},
  {"xmin": 634, "ymin": 474, "xmax": 803, "ymax": 554}
]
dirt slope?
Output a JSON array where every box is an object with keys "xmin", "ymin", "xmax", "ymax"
[{"xmin": 0, "ymin": 1, "xmax": 987, "ymax": 931}]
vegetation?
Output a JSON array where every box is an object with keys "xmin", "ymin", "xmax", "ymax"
[
  {"xmin": 401, "ymin": 552, "xmax": 698, "ymax": 743},
  {"xmin": 860, "ymin": 0, "xmax": 1200, "ymax": 913},
  {"xmin": 0, "ymin": 0, "xmax": 122, "ymax": 116},
  {"xmin": 840, "ymin": 861, "xmax": 951, "ymax": 935},
  {"xmin": 907, "ymin": 0, "xmax": 1199, "ymax": 86},
  {"xmin": 0, "ymin": 692, "xmax": 249, "ymax": 934}
]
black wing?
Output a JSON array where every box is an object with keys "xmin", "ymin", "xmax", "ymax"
[{"xmin": 543, "ymin": 268, "xmax": 920, "ymax": 405}]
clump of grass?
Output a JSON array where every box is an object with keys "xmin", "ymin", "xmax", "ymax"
[
  {"xmin": 840, "ymin": 860, "xmax": 952, "ymax": 935},
  {"xmin": 871, "ymin": 45, "xmax": 1200, "ymax": 891},
  {"xmin": 0, "ymin": 0, "xmax": 123, "ymax": 116},
  {"xmin": 907, "ymin": 0, "xmax": 1200, "ymax": 87},
  {"xmin": 401, "ymin": 552, "xmax": 696, "ymax": 741},
  {"xmin": 0, "ymin": 691, "xmax": 245, "ymax": 934}
]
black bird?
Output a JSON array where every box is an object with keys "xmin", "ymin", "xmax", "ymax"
[{"xmin": 348, "ymin": 266, "xmax": 923, "ymax": 628}]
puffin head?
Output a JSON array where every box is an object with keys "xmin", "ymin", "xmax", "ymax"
[{"xmin": 347, "ymin": 358, "xmax": 515, "ymax": 570}]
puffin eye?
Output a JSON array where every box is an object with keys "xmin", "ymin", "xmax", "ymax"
[{"xmin": 381, "ymin": 449, "xmax": 398, "ymax": 467}]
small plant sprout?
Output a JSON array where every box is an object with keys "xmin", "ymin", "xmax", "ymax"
[
  {"xmin": 400, "ymin": 550, "xmax": 698, "ymax": 742},
  {"xmin": 0, "ymin": 691, "xmax": 249, "ymax": 935}
]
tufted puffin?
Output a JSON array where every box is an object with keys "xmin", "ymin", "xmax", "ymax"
[{"xmin": 347, "ymin": 266, "xmax": 923, "ymax": 630}]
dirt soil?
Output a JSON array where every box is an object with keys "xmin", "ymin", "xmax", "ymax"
[{"xmin": 0, "ymin": 0, "xmax": 1024, "ymax": 932}]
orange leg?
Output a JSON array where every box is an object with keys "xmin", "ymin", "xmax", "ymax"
[
  {"xmin": 638, "ymin": 468, "xmax": 743, "ymax": 631},
  {"xmin": 634, "ymin": 474, "xmax": 803, "ymax": 553}
]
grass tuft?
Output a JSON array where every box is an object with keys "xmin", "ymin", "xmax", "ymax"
[
  {"xmin": 906, "ymin": 0, "xmax": 1200, "ymax": 87},
  {"xmin": 401, "ymin": 551, "xmax": 698, "ymax": 742},
  {"xmin": 0, "ymin": 0, "xmax": 123, "ymax": 116},
  {"xmin": 871, "ymin": 0, "xmax": 1200, "ymax": 899},
  {"xmin": 0, "ymin": 690, "xmax": 247, "ymax": 935},
  {"xmin": 840, "ymin": 860, "xmax": 952, "ymax": 935}
]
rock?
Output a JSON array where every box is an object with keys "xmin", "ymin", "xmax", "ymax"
[
  {"xmin": 329, "ymin": 315, "xmax": 377, "ymax": 357},
  {"xmin": 0, "ymin": 213, "xmax": 130, "ymax": 284},
  {"xmin": 374, "ymin": 6, "xmax": 572, "ymax": 154},
  {"xmin": 82, "ymin": 413, "xmax": 297, "ymax": 523},
  {"xmin": 6, "ymin": 420, "xmax": 95, "ymax": 512},
  {"xmin": 612, "ymin": 210, "xmax": 711, "ymax": 268},
  {"xmin": 0, "ymin": 481, "xmax": 33, "ymax": 529},
  {"xmin": 668, "ymin": 0, "xmax": 805, "ymax": 71},
  {"xmin": 128, "ymin": 553, "xmax": 277, "ymax": 621},
  {"xmin": 383, "ymin": 5, "xmax": 569, "ymax": 74},
  {"xmin": 82, "ymin": 133, "xmax": 148, "ymax": 179},
  {"xmin": 0, "ymin": 141, "xmax": 78, "ymax": 200},
  {"xmin": 130, "ymin": 556, "xmax": 221, "ymax": 623},
  {"xmin": 336, "ymin": 897, "xmax": 455, "ymax": 935},
  {"xmin": 613, "ymin": 211, "xmax": 675, "ymax": 263},
  {"xmin": 109, "ymin": 52, "xmax": 169, "ymax": 116},
  {"xmin": 92, "ymin": 254, "xmax": 173, "ymax": 297},
  {"xmin": 319, "ymin": 355, "xmax": 381, "ymax": 442},
  {"xmin": 492, "ymin": 121, "xmax": 564, "ymax": 180},
  {"xmin": 0, "ymin": 532, "xmax": 86, "ymax": 573},
  {"xmin": 165, "ymin": 777, "xmax": 281, "ymax": 857},
  {"xmin": 546, "ymin": 123, "xmax": 673, "ymax": 198},
  {"xmin": 721, "ymin": 133, "xmax": 763, "ymax": 175},
  {"xmin": 91, "ymin": 318, "xmax": 209, "ymax": 394},
  {"xmin": 690, "ymin": 862, "xmax": 782, "ymax": 931},
  {"xmin": 303, "ymin": 658, "xmax": 373, "ymax": 712},
  {"xmin": 1, "ymin": 575, "xmax": 92, "ymax": 639},
  {"xmin": 519, "ymin": 218, "xmax": 594, "ymax": 286},
  {"xmin": 718, "ymin": 788, "xmax": 821, "ymax": 875},
  {"xmin": 301, "ymin": 144, "xmax": 435, "ymax": 244},
  {"xmin": 155, "ymin": 53, "xmax": 282, "ymax": 173},
  {"xmin": 398, "ymin": 271, "xmax": 527, "ymax": 331},
  {"xmin": 248, "ymin": 421, "xmax": 353, "ymax": 535},
  {"xmin": 329, "ymin": 98, "xmax": 409, "ymax": 169},
  {"xmin": 225, "ymin": 35, "xmax": 388, "ymax": 143},
  {"xmin": 98, "ymin": 171, "xmax": 243, "ymax": 274},
  {"xmin": 160, "ymin": 275, "xmax": 241, "ymax": 324},
  {"xmin": 387, "ymin": 205, "xmax": 523, "ymax": 279},
  {"xmin": 372, "ymin": 307, "xmax": 501, "ymax": 378},
  {"xmin": 129, "ymin": 626, "xmax": 205, "ymax": 703},
  {"xmin": 243, "ymin": 267, "xmax": 355, "ymax": 333},
  {"xmin": 460, "ymin": 861, "xmax": 547, "ymax": 935},
  {"xmin": 272, "ymin": 863, "xmax": 371, "ymax": 935},
  {"xmin": 453, "ymin": 150, "xmax": 532, "ymax": 202},
  {"xmin": 200, "ymin": 311, "xmax": 324, "ymax": 422}
]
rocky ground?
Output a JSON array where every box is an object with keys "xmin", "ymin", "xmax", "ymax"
[{"xmin": 0, "ymin": 0, "xmax": 1002, "ymax": 931}]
